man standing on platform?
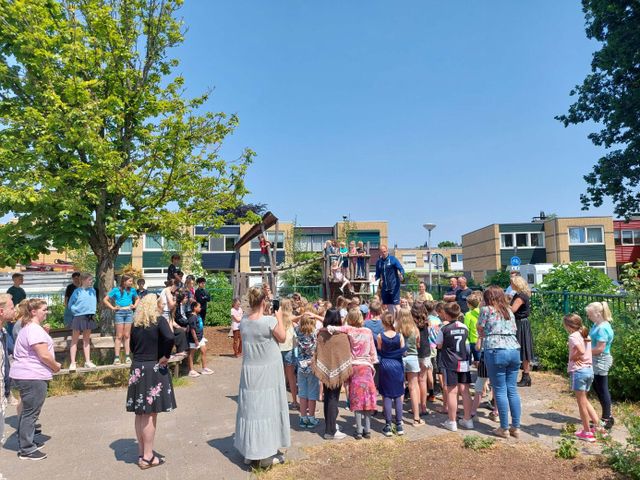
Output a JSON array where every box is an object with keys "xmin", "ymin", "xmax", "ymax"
[{"xmin": 375, "ymin": 245, "xmax": 405, "ymax": 315}]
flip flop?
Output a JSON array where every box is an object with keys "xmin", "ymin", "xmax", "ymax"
[{"xmin": 138, "ymin": 455, "xmax": 165, "ymax": 470}]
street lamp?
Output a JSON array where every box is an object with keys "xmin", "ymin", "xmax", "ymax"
[{"xmin": 423, "ymin": 223, "xmax": 436, "ymax": 289}]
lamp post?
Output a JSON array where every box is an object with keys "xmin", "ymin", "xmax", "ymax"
[{"xmin": 423, "ymin": 223, "xmax": 436, "ymax": 289}]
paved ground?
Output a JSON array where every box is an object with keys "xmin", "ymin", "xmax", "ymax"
[{"xmin": 0, "ymin": 356, "xmax": 626, "ymax": 480}]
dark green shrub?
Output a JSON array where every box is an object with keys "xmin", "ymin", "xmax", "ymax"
[
  {"xmin": 602, "ymin": 415, "xmax": 640, "ymax": 479},
  {"xmin": 204, "ymin": 272, "xmax": 233, "ymax": 326}
]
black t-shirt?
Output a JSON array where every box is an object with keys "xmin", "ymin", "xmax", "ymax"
[
  {"xmin": 456, "ymin": 288, "xmax": 473, "ymax": 313},
  {"xmin": 195, "ymin": 287, "xmax": 210, "ymax": 309},
  {"xmin": 187, "ymin": 314, "xmax": 203, "ymax": 342},
  {"xmin": 64, "ymin": 283, "xmax": 78, "ymax": 303},
  {"xmin": 417, "ymin": 325, "xmax": 430, "ymax": 358},
  {"xmin": 130, "ymin": 316, "xmax": 175, "ymax": 362},
  {"xmin": 510, "ymin": 292, "xmax": 530, "ymax": 320},
  {"xmin": 167, "ymin": 264, "xmax": 178, "ymax": 281},
  {"xmin": 439, "ymin": 320, "xmax": 470, "ymax": 372}
]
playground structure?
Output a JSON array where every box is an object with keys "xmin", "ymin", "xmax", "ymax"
[{"xmin": 231, "ymin": 212, "xmax": 374, "ymax": 302}]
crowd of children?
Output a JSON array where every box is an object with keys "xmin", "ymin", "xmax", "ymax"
[{"xmin": 232, "ymin": 285, "xmax": 617, "ymax": 444}]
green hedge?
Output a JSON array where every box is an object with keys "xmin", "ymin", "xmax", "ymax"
[
  {"xmin": 204, "ymin": 273, "xmax": 233, "ymax": 327},
  {"xmin": 530, "ymin": 309, "xmax": 640, "ymax": 401}
]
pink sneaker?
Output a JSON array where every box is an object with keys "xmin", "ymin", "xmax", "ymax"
[{"xmin": 575, "ymin": 430, "xmax": 596, "ymax": 443}]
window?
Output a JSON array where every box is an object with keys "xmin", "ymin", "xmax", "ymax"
[
  {"xmin": 402, "ymin": 254, "xmax": 416, "ymax": 268},
  {"xmin": 622, "ymin": 230, "xmax": 633, "ymax": 245},
  {"xmin": 119, "ymin": 238, "xmax": 133, "ymax": 254},
  {"xmin": 614, "ymin": 230, "xmax": 620, "ymax": 246},
  {"xmin": 208, "ymin": 235, "xmax": 238, "ymax": 252},
  {"xmin": 142, "ymin": 267, "xmax": 168, "ymax": 274},
  {"xmin": 250, "ymin": 232, "xmax": 285, "ymax": 250},
  {"xmin": 500, "ymin": 232, "xmax": 544, "ymax": 249},
  {"xmin": 568, "ymin": 226, "xmax": 604, "ymax": 245},
  {"xmin": 500, "ymin": 234, "xmax": 513, "ymax": 248},
  {"xmin": 451, "ymin": 254, "xmax": 463, "ymax": 263},
  {"xmin": 196, "ymin": 236, "xmax": 209, "ymax": 251},
  {"xmin": 144, "ymin": 235, "xmax": 163, "ymax": 250},
  {"xmin": 586, "ymin": 261, "xmax": 607, "ymax": 273}
]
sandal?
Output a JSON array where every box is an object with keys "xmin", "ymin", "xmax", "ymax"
[
  {"xmin": 138, "ymin": 455, "xmax": 165, "ymax": 470},
  {"xmin": 413, "ymin": 418, "xmax": 425, "ymax": 426}
]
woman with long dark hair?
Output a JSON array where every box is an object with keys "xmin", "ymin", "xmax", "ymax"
[{"xmin": 477, "ymin": 286, "xmax": 522, "ymax": 439}]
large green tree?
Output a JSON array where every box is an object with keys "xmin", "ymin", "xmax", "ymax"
[
  {"xmin": 0, "ymin": 0, "xmax": 253, "ymax": 328},
  {"xmin": 557, "ymin": 0, "xmax": 640, "ymax": 217}
]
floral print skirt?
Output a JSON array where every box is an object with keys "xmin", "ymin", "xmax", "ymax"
[
  {"xmin": 126, "ymin": 360, "xmax": 177, "ymax": 414},
  {"xmin": 348, "ymin": 364, "xmax": 378, "ymax": 412}
]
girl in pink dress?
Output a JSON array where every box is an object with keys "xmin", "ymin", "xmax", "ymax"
[{"xmin": 328, "ymin": 309, "xmax": 378, "ymax": 439}]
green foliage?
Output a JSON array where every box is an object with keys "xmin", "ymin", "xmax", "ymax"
[
  {"xmin": 0, "ymin": 0, "xmax": 252, "ymax": 330},
  {"xmin": 204, "ymin": 272, "xmax": 233, "ymax": 326},
  {"xmin": 602, "ymin": 415, "xmax": 640, "ymax": 479},
  {"xmin": 403, "ymin": 271, "xmax": 420, "ymax": 285},
  {"xmin": 485, "ymin": 270, "xmax": 511, "ymax": 288},
  {"xmin": 437, "ymin": 240, "xmax": 458, "ymax": 248},
  {"xmin": 443, "ymin": 257, "xmax": 449, "ymax": 272},
  {"xmin": 555, "ymin": 423, "xmax": 579, "ymax": 459},
  {"xmin": 619, "ymin": 261, "xmax": 640, "ymax": 295},
  {"xmin": 530, "ymin": 303, "xmax": 640, "ymax": 400},
  {"xmin": 462, "ymin": 435, "xmax": 495, "ymax": 451},
  {"xmin": 538, "ymin": 262, "xmax": 616, "ymax": 294},
  {"xmin": 46, "ymin": 295, "xmax": 66, "ymax": 330},
  {"xmin": 67, "ymin": 244, "xmax": 97, "ymax": 275},
  {"xmin": 557, "ymin": 1, "xmax": 640, "ymax": 218}
]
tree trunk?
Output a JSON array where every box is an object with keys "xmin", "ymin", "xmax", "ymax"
[{"xmin": 97, "ymin": 251, "xmax": 116, "ymax": 335}]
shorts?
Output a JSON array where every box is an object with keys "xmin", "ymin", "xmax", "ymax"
[
  {"xmin": 189, "ymin": 336, "xmax": 206, "ymax": 350},
  {"xmin": 570, "ymin": 367, "xmax": 594, "ymax": 392},
  {"xmin": 114, "ymin": 309, "xmax": 134, "ymax": 325},
  {"xmin": 593, "ymin": 353, "xmax": 613, "ymax": 376},
  {"xmin": 419, "ymin": 357, "xmax": 433, "ymax": 369},
  {"xmin": 403, "ymin": 355, "xmax": 420, "ymax": 373},
  {"xmin": 281, "ymin": 349, "xmax": 295, "ymax": 366},
  {"xmin": 297, "ymin": 370, "xmax": 320, "ymax": 401},
  {"xmin": 443, "ymin": 369, "xmax": 472, "ymax": 387}
]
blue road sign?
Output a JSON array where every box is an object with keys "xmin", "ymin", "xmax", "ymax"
[{"xmin": 510, "ymin": 256, "xmax": 521, "ymax": 267}]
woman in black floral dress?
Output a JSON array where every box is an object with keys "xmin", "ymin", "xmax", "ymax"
[{"xmin": 126, "ymin": 294, "xmax": 176, "ymax": 470}]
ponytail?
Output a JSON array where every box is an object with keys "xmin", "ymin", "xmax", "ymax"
[
  {"xmin": 601, "ymin": 301, "xmax": 613, "ymax": 322},
  {"xmin": 586, "ymin": 301, "xmax": 614, "ymax": 323}
]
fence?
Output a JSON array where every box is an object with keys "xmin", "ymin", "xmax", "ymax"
[{"xmin": 530, "ymin": 290, "xmax": 640, "ymax": 326}]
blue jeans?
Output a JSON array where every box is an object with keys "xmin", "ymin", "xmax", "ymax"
[{"xmin": 484, "ymin": 348, "xmax": 522, "ymax": 429}]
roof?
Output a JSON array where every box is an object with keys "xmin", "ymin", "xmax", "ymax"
[{"xmin": 233, "ymin": 211, "xmax": 279, "ymax": 250}]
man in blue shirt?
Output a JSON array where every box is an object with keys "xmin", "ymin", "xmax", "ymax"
[{"xmin": 375, "ymin": 245, "xmax": 405, "ymax": 315}]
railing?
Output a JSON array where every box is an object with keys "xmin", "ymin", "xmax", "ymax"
[{"xmin": 277, "ymin": 285, "xmax": 323, "ymax": 299}]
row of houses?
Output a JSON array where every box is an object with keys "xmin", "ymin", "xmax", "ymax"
[{"xmin": 6, "ymin": 213, "xmax": 640, "ymax": 287}]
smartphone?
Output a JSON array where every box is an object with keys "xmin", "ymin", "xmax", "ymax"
[{"xmin": 272, "ymin": 299, "xmax": 280, "ymax": 312}]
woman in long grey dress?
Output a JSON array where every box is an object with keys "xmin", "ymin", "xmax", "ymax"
[{"xmin": 234, "ymin": 286, "xmax": 290, "ymax": 467}]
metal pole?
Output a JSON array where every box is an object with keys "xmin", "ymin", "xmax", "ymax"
[{"xmin": 428, "ymin": 229, "xmax": 432, "ymax": 289}]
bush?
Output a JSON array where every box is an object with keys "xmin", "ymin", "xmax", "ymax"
[
  {"xmin": 463, "ymin": 435, "xmax": 495, "ymax": 451},
  {"xmin": 204, "ymin": 272, "xmax": 233, "ymax": 326},
  {"xmin": 537, "ymin": 262, "xmax": 617, "ymax": 294},
  {"xmin": 46, "ymin": 295, "xmax": 66, "ymax": 329},
  {"xmin": 531, "ymin": 308, "xmax": 640, "ymax": 401},
  {"xmin": 602, "ymin": 415, "xmax": 640, "ymax": 479}
]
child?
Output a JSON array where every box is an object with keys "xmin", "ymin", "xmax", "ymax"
[
  {"xmin": 377, "ymin": 312, "xmax": 406, "ymax": 437},
  {"xmin": 424, "ymin": 301, "xmax": 439, "ymax": 402},
  {"xmin": 67, "ymin": 273, "xmax": 98, "ymax": 371},
  {"xmin": 338, "ymin": 242, "xmax": 349, "ymax": 276},
  {"xmin": 415, "ymin": 303, "xmax": 431, "ymax": 416},
  {"xmin": 296, "ymin": 314, "xmax": 320, "ymax": 429},
  {"xmin": 336, "ymin": 296, "xmax": 348, "ymax": 322},
  {"xmin": 136, "ymin": 278, "xmax": 148, "ymax": 298},
  {"xmin": 436, "ymin": 302, "xmax": 473, "ymax": 432},
  {"xmin": 401, "ymin": 307, "xmax": 424, "ymax": 425},
  {"xmin": 167, "ymin": 254, "xmax": 181, "ymax": 282},
  {"xmin": 431, "ymin": 302, "xmax": 445, "ymax": 407},
  {"xmin": 356, "ymin": 241, "xmax": 367, "ymax": 279},
  {"xmin": 331, "ymin": 260, "xmax": 351, "ymax": 294},
  {"xmin": 231, "ymin": 298, "xmax": 243, "ymax": 357},
  {"xmin": 6, "ymin": 273, "xmax": 26, "ymax": 339},
  {"xmin": 470, "ymin": 336, "xmax": 498, "ymax": 420},
  {"xmin": 563, "ymin": 313, "xmax": 601, "ymax": 442},
  {"xmin": 464, "ymin": 292, "xmax": 482, "ymax": 362},
  {"xmin": 187, "ymin": 302, "xmax": 213, "ymax": 377},
  {"xmin": 195, "ymin": 277, "xmax": 211, "ymax": 325},
  {"xmin": 328, "ymin": 309, "xmax": 378, "ymax": 439},
  {"xmin": 348, "ymin": 241, "xmax": 358, "ymax": 280},
  {"xmin": 586, "ymin": 301, "xmax": 615, "ymax": 430},
  {"xmin": 279, "ymin": 299, "xmax": 299, "ymax": 409}
]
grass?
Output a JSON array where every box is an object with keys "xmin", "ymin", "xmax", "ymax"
[{"xmin": 463, "ymin": 435, "xmax": 496, "ymax": 451}]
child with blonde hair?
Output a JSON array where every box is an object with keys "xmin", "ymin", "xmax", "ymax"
[
  {"xmin": 563, "ymin": 313, "xmax": 601, "ymax": 442},
  {"xmin": 296, "ymin": 314, "xmax": 320, "ymax": 428},
  {"xmin": 328, "ymin": 309, "xmax": 378, "ymax": 439},
  {"xmin": 331, "ymin": 260, "xmax": 351, "ymax": 294},
  {"xmin": 586, "ymin": 302, "xmax": 615, "ymax": 430},
  {"xmin": 279, "ymin": 298, "xmax": 299, "ymax": 410}
]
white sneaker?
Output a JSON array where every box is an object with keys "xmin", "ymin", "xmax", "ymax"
[
  {"xmin": 324, "ymin": 431, "xmax": 347, "ymax": 440},
  {"xmin": 459, "ymin": 418, "xmax": 474, "ymax": 430},
  {"xmin": 85, "ymin": 361, "xmax": 97, "ymax": 369},
  {"xmin": 441, "ymin": 420, "xmax": 458, "ymax": 432},
  {"xmin": 259, "ymin": 454, "xmax": 285, "ymax": 467},
  {"xmin": 188, "ymin": 370, "xmax": 201, "ymax": 378},
  {"xmin": 69, "ymin": 362, "xmax": 77, "ymax": 372}
]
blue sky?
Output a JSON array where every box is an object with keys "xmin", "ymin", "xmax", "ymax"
[{"xmin": 175, "ymin": 1, "xmax": 611, "ymax": 247}]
